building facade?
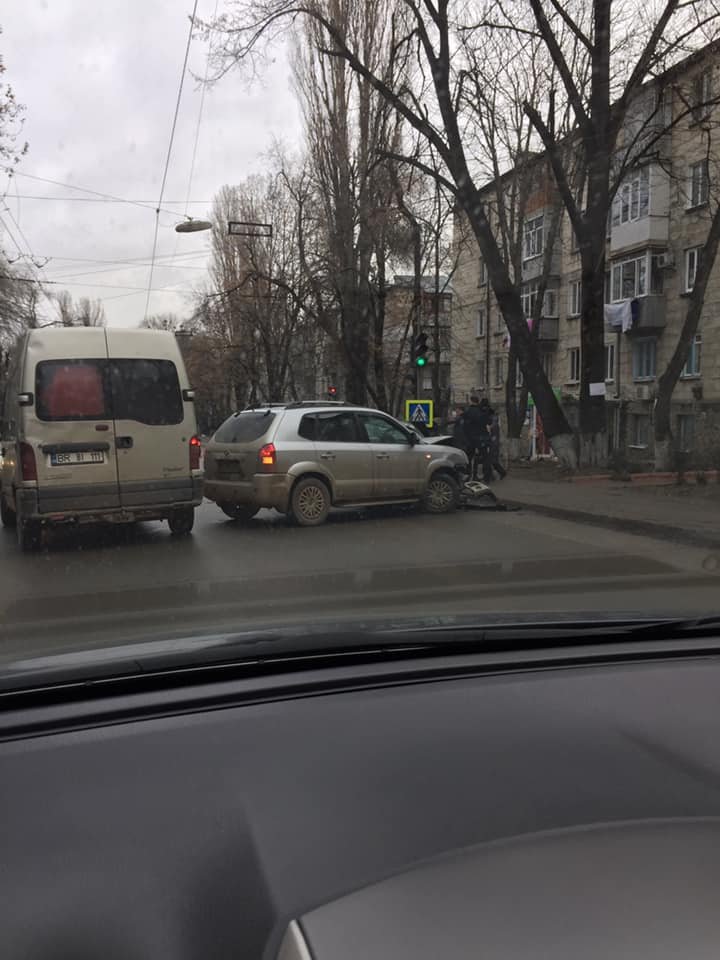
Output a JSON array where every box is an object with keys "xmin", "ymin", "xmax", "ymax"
[{"xmin": 451, "ymin": 45, "xmax": 720, "ymax": 467}]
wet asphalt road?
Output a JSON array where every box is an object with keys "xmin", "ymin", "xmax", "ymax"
[{"xmin": 1, "ymin": 497, "xmax": 719, "ymax": 659}]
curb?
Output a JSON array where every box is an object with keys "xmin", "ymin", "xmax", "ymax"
[{"xmin": 503, "ymin": 499, "xmax": 720, "ymax": 551}]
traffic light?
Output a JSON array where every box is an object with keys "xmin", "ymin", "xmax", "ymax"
[
  {"xmin": 412, "ymin": 332, "xmax": 429, "ymax": 367},
  {"xmin": 327, "ymin": 385, "xmax": 338, "ymax": 399}
]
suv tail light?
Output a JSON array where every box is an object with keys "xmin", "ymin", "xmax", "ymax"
[
  {"xmin": 259, "ymin": 442, "xmax": 276, "ymax": 467},
  {"xmin": 19, "ymin": 442, "xmax": 37, "ymax": 481},
  {"xmin": 189, "ymin": 435, "xmax": 202, "ymax": 470}
]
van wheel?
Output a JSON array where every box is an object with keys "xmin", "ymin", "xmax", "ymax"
[
  {"xmin": 423, "ymin": 472, "xmax": 460, "ymax": 515},
  {"xmin": 220, "ymin": 503, "xmax": 259, "ymax": 522},
  {"xmin": 168, "ymin": 507, "xmax": 195, "ymax": 536},
  {"xmin": 1, "ymin": 491, "xmax": 17, "ymax": 528},
  {"xmin": 290, "ymin": 477, "xmax": 331, "ymax": 527},
  {"xmin": 16, "ymin": 508, "xmax": 41, "ymax": 552}
]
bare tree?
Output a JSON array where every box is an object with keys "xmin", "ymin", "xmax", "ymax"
[
  {"xmin": 54, "ymin": 291, "xmax": 105, "ymax": 327},
  {"xmin": 0, "ymin": 24, "xmax": 28, "ymax": 169},
  {"xmin": 205, "ymin": 0, "xmax": 579, "ymax": 464},
  {"xmin": 141, "ymin": 312, "xmax": 185, "ymax": 331}
]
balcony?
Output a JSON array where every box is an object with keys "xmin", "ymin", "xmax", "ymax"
[
  {"xmin": 536, "ymin": 316, "xmax": 559, "ymax": 343},
  {"xmin": 606, "ymin": 295, "xmax": 666, "ymax": 334},
  {"xmin": 521, "ymin": 248, "xmax": 562, "ymax": 282}
]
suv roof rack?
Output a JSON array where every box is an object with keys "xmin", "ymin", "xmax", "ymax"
[{"xmin": 284, "ymin": 400, "xmax": 355, "ymax": 409}]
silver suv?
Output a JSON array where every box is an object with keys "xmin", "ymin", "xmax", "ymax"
[{"xmin": 203, "ymin": 402, "xmax": 468, "ymax": 526}]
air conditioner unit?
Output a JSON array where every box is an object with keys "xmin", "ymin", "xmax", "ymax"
[
  {"xmin": 635, "ymin": 384, "xmax": 652, "ymax": 401},
  {"xmin": 656, "ymin": 252, "xmax": 674, "ymax": 269}
]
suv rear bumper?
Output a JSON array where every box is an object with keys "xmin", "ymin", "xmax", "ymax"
[{"xmin": 204, "ymin": 474, "xmax": 291, "ymax": 512}]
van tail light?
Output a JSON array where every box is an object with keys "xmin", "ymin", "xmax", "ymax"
[
  {"xmin": 19, "ymin": 442, "xmax": 37, "ymax": 481},
  {"xmin": 259, "ymin": 443, "xmax": 276, "ymax": 467},
  {"xmin": 189, "ymin": 435, "xmax": 202, "ymax": 471}
]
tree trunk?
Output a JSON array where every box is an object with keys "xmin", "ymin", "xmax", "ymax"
[
  {"xmin": 654, "ymin": 202, "xmax": 720, "ymax": 469},
  {"xmin": 578, "ymin": 205, "xmax": 609, "ymax": 466}
]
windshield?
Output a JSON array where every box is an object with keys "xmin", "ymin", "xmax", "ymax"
[{"xmin": 1, "ymin": 2, "xmax": 720, "ymax": 674}]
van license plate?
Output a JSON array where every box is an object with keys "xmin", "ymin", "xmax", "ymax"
[{"xmin": 49, "ymin": 451, "xmax": 105, "ymax": 466}]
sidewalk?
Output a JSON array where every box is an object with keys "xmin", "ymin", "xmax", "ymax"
[{"xmin": 498, "ymin": 470, "xmax": 720, "ymax": 549}]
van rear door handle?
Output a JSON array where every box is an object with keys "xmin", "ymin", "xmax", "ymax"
[
  {"xmin": 375, "ymin": 453, "xmax": 391, "ymax": 460},
  {"xmin": 320, "ymin": 452, "xmax": 336, "ymax": 460},
  {"xmin": 116, "ymin": 436, "xmax": 134, "ymax": 449}
]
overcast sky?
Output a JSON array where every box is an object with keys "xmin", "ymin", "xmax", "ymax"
[{"xmin": 1, "ymin": 0, "xmax": 302, "ymax": 327}]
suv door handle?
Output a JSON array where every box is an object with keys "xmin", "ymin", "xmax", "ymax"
[
  {"xmin": 375, "ymin": 453, "xmax": 391, "ymax": 460},
  {"xmin": 320, "ymin": 452, "xmax": 336, "ymax": 460},
  {"xmin": 116, "ymin": 436, "xmax": 134, "ymax": 450}
]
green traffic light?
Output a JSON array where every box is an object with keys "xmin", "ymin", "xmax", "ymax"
[{"xmin": 416, "ymin": 357, "xmax": 427, "ymax": 367}]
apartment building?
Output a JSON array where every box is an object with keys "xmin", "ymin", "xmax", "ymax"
[{"xmin": 451, "ymin": 43, "xmax": 720, "ymax": 465}]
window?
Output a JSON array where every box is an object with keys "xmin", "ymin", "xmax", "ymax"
[
  {"xmin": 630, "ymin": 413, "xmax": 650, "ymax": 448},
  {"xmin": 476, "ymin": 307, "xmax": 486, "ymax": 338},
  {"xmin": 632, "ymin": 338, "xmax": 657, "ymax": 380},
  {"xmin": 685, "ymin": 247, "xmax": 701, "ymax": 292},
  {"xmin": 515, "ymin": 359, "xmax": 524, "ymax": 388},
  {"xmin": 568, "ymin": 348, "xmax": 581, "ymax": 383},
  {"xmin": 476, "ymin": 361, "xmax": 486, "ymax": 389},
  {"xmin": 692, "ymin": 68, "xmax": 713, "ymax": 122},
  {"xmin": 523, "ymin": 214, "xmax": 544, "ymax": 260},
  {"xmin": 439, "ymin": 327, "xmax": 451, "ymax": 352},
  {"xmin": 478, "ymin": 258, "xmax": 487, "ymax": 286},
  {"xmin": 358, "ymin": 413, "xmax": 410, "ymax": 445},
  {"xmin": 649, "ymin": 254, "xmax": 665, "ymax": 295},
  {"xmin": 542, "ymin": 352, "xmax": 554, "ymax": 382},
  {"xmin": 36, "ymin": 359, "xmax": 109, "ymax": 421},
  {"xmin": 216, "ymin": 411, "xmax": 277, "ymax": 443},
  {"xmin": 611, "ymin": 167, "xmax": 650, "ymax": 226},
  {"xmin": 682, "ymin": 333, "xmax": 702, "ymax": 378},
  {"xmin": 314, "ymin": 412, "xmax": 360, "ymax": 443},
  {"xmin": 493, "ymin": 356, "xmax": 504, "ymax": 387},
  {"xmin": 494, "ymin": 310, "xmax": 504, "ymax": 333},
  {"xmin": 520, "ymin": 281, "xmax": 539, "ymax": 319},
  {"xmin": 110, "ymin": 360, "xmax": 183, "ymax": 425},
  {"xmin": 611, "ymin": 254, "xmax": 647, "ymax": 301},
  {"xmin": 569, "ymin": 280, "xmax": 582, "ymax": 317},
  {"xmin": 677, "ymin": 414, "xmax": 695, "ymax": 452},
  {"xmin": 689, "ymin": 160, "xmax": 709, "ymax": 207},
  {"xmin": 605, "ymin": 343, "xmax": 616, "ymax": 382},
  {"xmin": 543, "ymin": 288, "xmax": 559, "ymax": 317}
]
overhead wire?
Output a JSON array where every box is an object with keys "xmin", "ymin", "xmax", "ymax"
[
  {"xmin": 143, "ymin": 0, "xmax": 200, "ymax": 322},
  {"xmin": 7, "ymin": 195, "xmax": 212, "ymax": 204}
]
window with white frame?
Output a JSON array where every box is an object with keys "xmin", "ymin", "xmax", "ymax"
[
  {"xmin": 493, "ymin": 356, "xmax": 504, "ymax": 387},
  {"xmin": 682, "ymin": 332, "xmax": 702, "ymax": 377},
  {"xmin": 520, "ymin": 281, "xmax": 537, "ymax": 318},
  {"xmin": 677, "ymin": 414, "xmax": 695, "ymax": 452},
  {"xmin": 630, "ymin": 413, "xmax": 650, "ymax": 448},
  {"xmin": 611, "ymin": 167, "xmax": 650, "ymax": 226},
  {"xmin": 494, "ymin": 309, "xmax": 504, "ymax": 333},
  {"xmin": 515, "ymin": 359, "xmax": 524, "ymax": 388},
  {"xmin": 605, "ymin": 343, "xmax": 615, "ymax": 382},
  {"xmin": 568, "ymin": 347, "xmax": 581, "ymax": 383},
  {"xmin": 569, "ymin": 279, "xmax": 581, "ymax": 317},
  {"xmin": 478, "ymin": 258, "xmax": 487, "ymax": 286},
  {"xmin": 692, "ymin": 68, "xmax": 713, "ymax": 122},
  {"xmin": 632, "ymin": 338, "xmax": 657, "ymax": 380},
  {"xmin": 476, "ymin": 306, "xmax": 486, "ymax": 337},
  {"xmin": 611, "ymin": 254, "xmax": 647, "ymax": 301},
  {"xmin": 685, "ymin": 247, "xmax": 700, "ymax": 292},
  {"xmin": 689, "ymin": 160, "xmax": 709, "ymax": 207},
  {"xmin": 523, "ymin": 214, "xmax": 544, "ymax": 260},
  {"xmin": 476, "ymin": 361, "xmax": 486, "ymax": 389}
]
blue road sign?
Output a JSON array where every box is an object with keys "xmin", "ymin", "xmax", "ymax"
[{"xmin": 404, "ymin": 399, "xmax": 434, "ymax": 428}]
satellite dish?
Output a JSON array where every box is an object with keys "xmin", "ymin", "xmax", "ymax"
[{"xmin": 175, "ymin": 219, "xmax": 213, "ymax": 234}]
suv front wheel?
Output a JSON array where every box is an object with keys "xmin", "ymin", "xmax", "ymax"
[
  {"xmin": 423, "ymin": 472, "xmax": 460, "ymax": 515},
  {"xmin": 290, "ymin": 476, "xmax": 331, "ymax": 527}
]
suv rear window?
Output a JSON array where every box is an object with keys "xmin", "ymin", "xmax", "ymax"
[
  {"xmin": 36, "ymin": 360, "xmax": 110, "ymax": 421},
  {"xmin": 214, "ymin": 411, "xmax": 276, "ymax": 443}
]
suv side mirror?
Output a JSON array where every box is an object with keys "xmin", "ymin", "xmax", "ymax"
[{"xmin": 407, "ymin": 431, "xmax": 417, "ymax": 446}]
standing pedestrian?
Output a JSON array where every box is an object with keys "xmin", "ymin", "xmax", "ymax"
[{"xmin": 458, "ymin": 396, "xmax": 493, "ymax": 482}]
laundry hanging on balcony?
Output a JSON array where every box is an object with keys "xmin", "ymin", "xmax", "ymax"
[{"xmin": 604, "ymin": 299, "xmax": 636, "ymax": 333}]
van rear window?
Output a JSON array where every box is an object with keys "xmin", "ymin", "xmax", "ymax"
[
  {"xmin": 111, "ymin": 359, "xmax": 183, "ymax": 425},
  {"xmin": 36, "ymin": 360, "xmax": 110, "ymax": 421},
  {"xmin": 214, "ymin": 411, "xmax": 276, "ymax": 443}
]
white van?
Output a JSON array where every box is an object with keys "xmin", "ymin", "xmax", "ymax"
[{"xmin": 0, "ymin": 327, "xmax": 203, "ymax": 550}]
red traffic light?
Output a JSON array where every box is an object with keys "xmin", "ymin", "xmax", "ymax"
[{"xmin": 328, "ymin": 385, "xmax": 338, "ymax": 397}]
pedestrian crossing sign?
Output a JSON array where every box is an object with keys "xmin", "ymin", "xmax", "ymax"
[{"xmin": 405, "ymin": 399, "xmax": 434, "ymax": 427}]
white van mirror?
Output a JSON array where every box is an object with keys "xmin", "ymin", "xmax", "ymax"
[
  {"xmin": 182, "ymin": 388, "xmax": 196, "ymax": 402},
  {"xmin": 17, "ymin": 392, "xmax": 34, "ymax": 407}
]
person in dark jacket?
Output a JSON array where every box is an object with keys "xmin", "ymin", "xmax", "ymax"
[{"xmin": 459, "ymin": 396, "xmax": 493, "ymax": 481}]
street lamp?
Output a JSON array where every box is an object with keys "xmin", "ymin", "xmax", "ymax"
[{"xmin": 174, "ymin": 219, "xmax": 213, "ymax": 234}]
